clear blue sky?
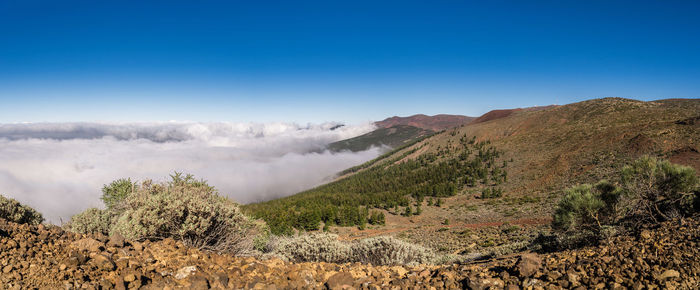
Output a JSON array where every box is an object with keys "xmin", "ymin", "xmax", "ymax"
[{"xmin": 1, "ymin": 0, "xmax": 698, "ymax": 123}]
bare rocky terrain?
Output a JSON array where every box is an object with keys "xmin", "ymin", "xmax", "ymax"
[{"xmin": 1, "ymin": 215, "xmax": 697, "ymax": 289}]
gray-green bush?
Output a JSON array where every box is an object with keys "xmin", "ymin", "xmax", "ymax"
[
  {"xmin": 70, "ymin": 173, "xmax": 264, "ymax": 255},
  {"xmin": 351, "ymin": 236, "xmax": 435, "ymax": 265},
  {"xmin": 266, "ymin": 232, "xmax": 351, "ymax": 264},
  {"xmin": 266, "ymin": 232, "xmax": 436, "ymax": 265},
  {"xmin": 68, "ymin": 208, "xmax": 113, "ymax": 235},
  {"xmin": 0, "ymin": 194, "xmax": 44, "ymax": 225}
]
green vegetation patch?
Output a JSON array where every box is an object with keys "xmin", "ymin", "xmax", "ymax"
[{"xmin": 246, "ymin": 136, "xmax": 509, "ymax": 234}]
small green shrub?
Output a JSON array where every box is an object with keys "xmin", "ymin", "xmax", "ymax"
[
  {"xmin": 101, "ymin": 178, "xmax": 137, "ymax": 210},
  {"xmin": 553, "ymin": 184, "xmax": 606, "ymax": 231},
  {"xmin": 481, "ymin": 187, "xmax": 503, "ymax": 199},
  {"xmin": 0, "ymin": 194, "xmax": 44, "ymax": 225},
  {"xmin": 552, "ymin": 156, "xmax": 699, "ymax": 248},
  {"xmin": 68, "ymin": 208, "xmax": 113, "ymax": 235},
  {"xmin": 621, "ymin": 156, "xmax": 699, "ymax": 222},
  {"xmin": 402, "ymin": 206, "xmax": 413, "ymax": 217},
  {"xmin": 368, "ymin": 211, "xmax": 385, "ymax": 225},
  {"xmin": 501, "ymin": 224, "xmax": 520, "ymax": 234}
]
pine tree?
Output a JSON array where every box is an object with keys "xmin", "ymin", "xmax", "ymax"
[{"xmin": 403, "ymin": 206, "xmax": 413, "ymax": 217}]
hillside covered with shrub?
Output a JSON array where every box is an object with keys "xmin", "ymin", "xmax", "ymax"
[{"xmin": 245, "ymin": 98, "xmax": 700, "ymax": 254}]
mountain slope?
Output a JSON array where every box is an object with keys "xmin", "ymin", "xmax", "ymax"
[
  {"xmin": 245, "ymin": 98, "xmax": 700, "ymax": 253},
  {"xmin": 328, "ymin": 114, "xmax": 474, "ymax": 152},
  {"xmin": 327, "ymin": 125, "xmax": 433, "ymax": 152}
]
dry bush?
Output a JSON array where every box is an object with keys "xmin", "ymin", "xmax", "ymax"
[
  {"xmin": 70, "ymin": 173, "xmax": 264, "ymax": 255},
  {"xmin": 351, "ymin": 236, "xmax": 435, "ymax": 265},
  {"xmin": 267, "ymin": 232, "xmax": 437, "ymax": 265},
  {"xmin": 111, "ymin": 174, "xmax": 261, "ymax": 255},
  {"xmin": 0, "ymin": 194, "xmax": 44, "ymax": 225},
  {"xmin": 266, "ymin": 233, "xmax": 351, "ymax": 264},
  {"xmin": 68, "ymin": 208, "xmax": 113, "ymax": 235}
]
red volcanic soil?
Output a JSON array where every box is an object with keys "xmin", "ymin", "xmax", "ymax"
[
  {"xmin": 375, "ymin": 114, "xmax": 475, "ymax": 131},
  {"xmin": 472, "ymin": 105, "xmax": 558, "ymax": 124},
  {"xmin": 472, "ymin": 109, "xmax": 518, "ymax": 124}
]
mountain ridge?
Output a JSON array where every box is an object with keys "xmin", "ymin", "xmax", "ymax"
[{"xmin": 375, "ymin": 114, "xmax": 475, "ymax": 131}]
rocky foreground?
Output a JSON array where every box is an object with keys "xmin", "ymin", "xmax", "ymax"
[{"xmin": 0, "ymin": 217, "xmax": 698, "ymax": 289}]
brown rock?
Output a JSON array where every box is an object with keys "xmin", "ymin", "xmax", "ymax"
[
  {"xmin": 91, "ymin": 254, "xmax": 116, "ymax": 271},
  {"xmin": 326, "ymin": 272, "xmax": 354, "ymax": 289},
  {"xmin": 67, "ymin": 249, "xmax": 88, "ymax": 266},
  {"xmin": 132, "ymin": 241, "xmax": 143, "ymax": 252},
  {"xmin": 123, "ymin": 273, "xmax": 137, "ymax": 282},
  {"xmin": 175, "ymin": 266, "xmax": 198, "ymax": 280},
  {"xmin": 186, "ymin": 275, "xmax": 209, "ymax": 289},
  {"xmin": 655, "ymin": 269, "xmax": 680, "ymax": 281},
  {"xmin": 516, "ymin": 253, "xmax": 542, "ymax": 278},
  {"xmin": 107, "ymin": 233, "xmax": 125, "ymax": 248},
  {"xmin": 6, "ymin": 240, "xmax": 18, "ymax": 249},
  {"xmin": 71, "ymin": 238, "xmax": 104, "ymax": 252},
  {"xmin": 640, "ymin": 230, "xmax": 652, "ymax": 240},
  {"xmin": 418, "ymin": 270, "xmax": 431, "ymax": 277},
  {"xmin": 390, "ymin": 266, "xmax": 408, "ymax": 278},
  {"xmin": 2, "ymin": 265, "xmax": 12, "ymax": 273},
  {"xmin": 467, "ymin": 277, "xmax": 504, "ymax": 290}
]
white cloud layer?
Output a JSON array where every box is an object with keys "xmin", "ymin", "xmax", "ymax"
[{"xmin": 0, "ymin": 122, "xmax": 379, "ymax": 223}]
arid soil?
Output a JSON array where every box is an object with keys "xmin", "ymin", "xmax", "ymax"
[{"xmin": 1, "ymin": 216, "xmax": 697, "ymax": 289}]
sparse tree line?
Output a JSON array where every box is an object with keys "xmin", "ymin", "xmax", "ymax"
[{"xmin": 245, "ymin": 135, "xmax": 509, "ymax": 235}]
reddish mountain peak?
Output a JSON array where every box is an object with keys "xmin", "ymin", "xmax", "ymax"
[{"xmin": 375, "ymin": 114, "xmax": 475, "ymax": 131}]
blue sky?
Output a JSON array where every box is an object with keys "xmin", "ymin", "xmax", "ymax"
[{"xmin": 1, "ymin": 0, "xmax": 699, "ymax": 123}]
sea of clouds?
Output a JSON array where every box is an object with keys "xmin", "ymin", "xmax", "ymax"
[{"xmin": 0, "ymin": 122, "xmax": 381, "ymax": 223}]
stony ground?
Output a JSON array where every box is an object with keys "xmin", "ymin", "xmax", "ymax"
[{"xmin": 0, "ymin": 216, "xmax": 698, "ymax": 289}]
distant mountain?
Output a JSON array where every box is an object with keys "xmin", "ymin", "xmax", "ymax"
[
  {"xmin": 327, "ymin": 114, "xmax": 474, "ymax": 152},
  {"xmin": 327, "ymin": 125, "xmax": 432, "ymax": 152},
  {"xmin": 375, "ymin": 114, "xmax": 475, "ymax": 131}
]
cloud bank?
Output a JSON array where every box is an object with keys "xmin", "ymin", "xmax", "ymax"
[{"xmin": 0, "ymin": 122, "xmax": 380, "ymax": 223}]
